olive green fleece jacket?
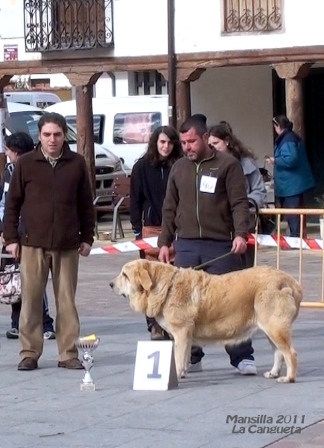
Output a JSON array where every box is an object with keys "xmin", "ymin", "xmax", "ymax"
[
  {"xmin": 158, "ymin": 151, "xmax": 250, "ymax": 247},
  {"xmin": 3, "ymin": 143, "xmax": 95, "ymax": 250}
]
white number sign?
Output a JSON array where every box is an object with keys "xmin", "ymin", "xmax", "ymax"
[{"xmin": 133, "ymin": 341, "xmax": 178, "ymax": 391}]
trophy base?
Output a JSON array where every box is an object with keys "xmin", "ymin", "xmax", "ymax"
[{"xmin": 80, "ymin": 382, "xmax": 96, "ymax": 391}]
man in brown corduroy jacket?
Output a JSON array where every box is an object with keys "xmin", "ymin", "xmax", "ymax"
[{"xmin": 4, "ymin": 112, "xmax": 95, "ymax": 371}]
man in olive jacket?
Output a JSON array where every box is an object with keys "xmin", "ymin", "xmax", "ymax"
[
  {"xmin": 4, "ymin": 112, "xmax": 95, "ymax": 371},
  {"xmin": 158, "ymin": 117, "xmax": 257, "ymax": 376}
]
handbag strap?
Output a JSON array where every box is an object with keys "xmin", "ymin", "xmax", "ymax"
[
  {"xmin": 248, "ymin": 197, "xmax": 260, "ymax": 214},
  {"xmin": 1, "ymin": 262, "xmax": 20, "ymax": 273},
  {"xmin": 248, "ymin": 198, "xmax": 260, "ymax": 231}
]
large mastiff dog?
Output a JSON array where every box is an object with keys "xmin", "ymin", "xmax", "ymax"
[{"xmin": 110, "ymin": 260, "xmax": 302, "ymax": 383}]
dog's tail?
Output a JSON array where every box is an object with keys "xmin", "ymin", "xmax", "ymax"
[{"xmin": 278, "ymin": 278, "xmax": 303, "ymax": 321}]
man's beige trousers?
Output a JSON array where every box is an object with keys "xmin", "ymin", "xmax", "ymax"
[{"xmin": 19, "ymin": 246, "xmax": 80, "ymax": 361}]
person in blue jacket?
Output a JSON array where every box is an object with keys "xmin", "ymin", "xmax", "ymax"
[{"xmin": 270, "ymin": 116, "xmax": 315, "ymax": 237}]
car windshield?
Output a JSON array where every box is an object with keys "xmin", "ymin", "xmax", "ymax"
[{"xmin": 5, "ymin": 111, "xmax": 77, "ymax": 144}]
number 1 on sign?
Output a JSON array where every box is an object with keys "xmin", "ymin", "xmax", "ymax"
[
  {"xmin": 133, "ymin": 341, "xmax": 178, "ymax": 390},
  {"xmin": 147, "ymin": 351, "xmax": 162, "ymax": 379}
]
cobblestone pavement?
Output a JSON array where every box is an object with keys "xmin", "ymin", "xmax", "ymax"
[{"xmin": 0, "ymin": 227, "xmax": 324, "ymax": 448}]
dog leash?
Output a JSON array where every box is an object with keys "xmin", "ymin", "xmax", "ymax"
[{"xmin": 193, "ymin": 251, "xmax": 233, "ymax": 271}]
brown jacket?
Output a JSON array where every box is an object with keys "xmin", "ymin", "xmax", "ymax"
[
  {"xmin": 158, "ymin": 151, "xmax": 250, "ymax": 247},
  {"xmin": 3, "ymin": 143, "xmax": 95, "ymax": 250}
]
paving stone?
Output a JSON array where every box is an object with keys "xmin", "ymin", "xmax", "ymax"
[{"xmin": 0, "ymin": 243, "xmax": 323, "ymax": 448}]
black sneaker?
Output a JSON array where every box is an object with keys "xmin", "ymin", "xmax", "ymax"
[{"xmin": 6, "ymin": 328, "xmax": 19, "ymax": 339}]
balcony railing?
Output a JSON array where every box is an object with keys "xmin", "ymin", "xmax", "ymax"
[
  {"xmin": 24, "ymin": 0, "xmax": 113, "ymax": 52},
  {"xmin": 224, "ymin": 0, "xmax": 282, "ymax": 33}
]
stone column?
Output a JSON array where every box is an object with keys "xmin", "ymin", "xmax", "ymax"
[
  {"xmin": 0, "ymin": 75, "xmax": 11, "ymax": 92},
  {"xmin": 159, "ymin": 68, "xmax": 205, "ymax": 129},
  {"xmin": 176, "ymin": 69, "xmax": 205, "ymax": 129},
  {"xmin": 176, "ymin": 78, "xmax": 191, "ymax": 128},
  {"xmin": 273, "ymin": 62, "xmax": 313, "ymax": 139},
  {"xmin": 0, "ymin": 75, "xmax": 12, "ymax": 176},
  {"xmin": 65, "ymin": 72, "xmax": 101, "ymax": 198}
]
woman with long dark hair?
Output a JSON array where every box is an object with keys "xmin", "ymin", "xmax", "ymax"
[{"xmin": 130, "ymin": 125, "xmax": 182, "ymax": 339}]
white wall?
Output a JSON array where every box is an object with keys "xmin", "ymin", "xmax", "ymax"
[
  {"xmin": 94, "ymin": 73, "xmax": 113, "ymax": 98},
  {"xmin": 94, "ymin": 72, "xmax": 130, "ymax": 98},
  {"xmin": 114, "ymin": 72, "xmax": 130, "ymax": 96},
  {"xmin": 0, "ymin": 0, "xmax": 39, "ymax": 61},
  {"xmin": 191, "ymin": 65, "xmax": 274, "ymax": 165},
  {"xmin": 174, "ymin": 0, "xmax": 324, "ymax": 54},
  {"xmin": 113, "ymin": 0, "xmax": 324, "ymax": 56},
  {"xmin": 1, "ymin": 0, "xmax": 324, "ymax": 60}
]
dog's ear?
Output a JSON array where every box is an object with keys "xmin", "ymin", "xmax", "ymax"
[{"xmin": 135, "ymin": 265, "xmax": 153, "ymax": 291}]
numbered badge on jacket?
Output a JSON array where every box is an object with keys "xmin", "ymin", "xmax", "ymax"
[{"xmin": 200, "ymin": 175, "xmax": 217, "ymax": 193}]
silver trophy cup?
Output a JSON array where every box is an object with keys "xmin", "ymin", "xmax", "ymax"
[{"xmin": 76, "ymin": 337, "xmax": 100, "ymax": 391}]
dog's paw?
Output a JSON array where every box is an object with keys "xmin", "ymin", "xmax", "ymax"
[
  {"xmin": 263, "ymin": 370, "xmax": 279, "ymax": 379},
  {"xmin": 277, "ymin": 376, "xmax": 295, "ymax": 383}
]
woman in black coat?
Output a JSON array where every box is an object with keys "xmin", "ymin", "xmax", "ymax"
[{"xmin": 130, "ymin": 125, "xmax": 182, "ymax": 339}]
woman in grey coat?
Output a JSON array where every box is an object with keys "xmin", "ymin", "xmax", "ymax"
[{"xmin": 208, "ymin": 122, "xmax": 267, "ymax": 267}]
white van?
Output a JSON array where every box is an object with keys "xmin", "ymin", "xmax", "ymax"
[
  {"xmin": 4, "ymin": 91, "xmax": 61, "ymax": 109},
  {"xmin": 46, "ymin": 95, "xmax": 169, "ymax": 169},
  {"xmin": 5, "ymin": 102, "xmax": 127, "ymax": 200}
]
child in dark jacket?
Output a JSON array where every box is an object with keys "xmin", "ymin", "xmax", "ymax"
[{"xmin": 0, "ymin": 132, "xmax": 55, "ymax": 340}]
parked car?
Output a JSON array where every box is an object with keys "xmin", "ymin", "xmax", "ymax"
[{"xmin": 5, "ymin": 102, "xmax": 128, "ymax": 201}]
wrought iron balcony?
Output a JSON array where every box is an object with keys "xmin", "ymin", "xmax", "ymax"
[
  {"xmin": 24, "ymin": 0, "xmax": 113, "ymax": 52},
  {"xmin": 224, "ymin": 0, "xmax": 282, "ymax": 33}
]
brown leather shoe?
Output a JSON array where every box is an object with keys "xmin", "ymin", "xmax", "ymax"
[
  {"xmin": 18, "ymin": 357, "xmax": 38, "ymax": 371},
  {"xmin": 58, "ymin": 358, "xmax": 84, "ymax": 369}
]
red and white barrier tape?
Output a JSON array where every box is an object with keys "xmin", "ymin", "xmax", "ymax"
[
  {"xmin": 90, "ymin": 234, "xmax": 324, "ymax": 255},
  {"xmin": 248, "ymin": 234, "xmax": 323, "ymax": 250},
  {"xmin": 90, "ymin": 237, "xmax": 160, "ymax": 255}
]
